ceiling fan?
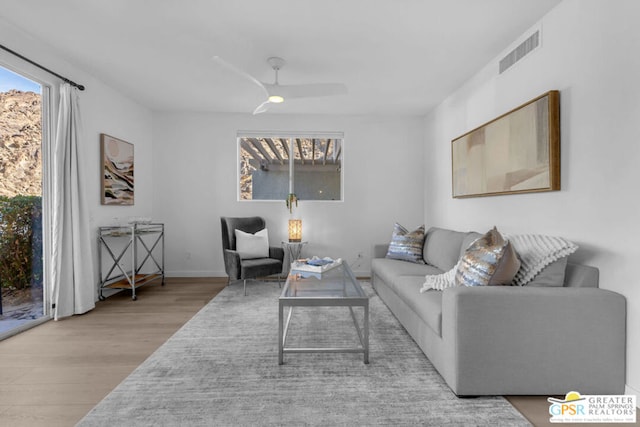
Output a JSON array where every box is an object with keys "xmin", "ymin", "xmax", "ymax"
[{"xmin": 213, "ymin": 56, "xmax": 348, "ymax": 114}]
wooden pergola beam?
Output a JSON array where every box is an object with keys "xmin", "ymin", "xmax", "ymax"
[
  {"xmin": 240, "ymin": 140, "xmax": 262, "ymax": 162},
  {"xmin": 323, "ymin": 139, "xmax": 331, "ymax": 165},
  {"xmin": 296, "ymin": 138, "xmax": 305, "ymax": 165},
  {"xmin": 247, "ymin": 138, "xmax": 273, "ymax": 163},
  {"xmin": 265, "ymin": 138, "xmax": 284, "ymax": 164},
  {"xmin": 311, "ymin": 139, "xmax": 317, "ymax": 165},
  {"xmin": 278, "ymin": 138, "xmax": 289, "ymax": 160}
]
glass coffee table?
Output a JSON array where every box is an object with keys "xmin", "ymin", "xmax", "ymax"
[{"xmin": 278, "ymin": 261, "xmax": 369, "ymax": 364}]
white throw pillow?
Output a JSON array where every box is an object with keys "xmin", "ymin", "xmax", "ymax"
[{"xmin": 235, "ymin": 228, "xmax": 269, "ymax": 259}]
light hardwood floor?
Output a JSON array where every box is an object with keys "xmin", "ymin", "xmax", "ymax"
[
  {"xmin": 0, "ymin": 278, "xmax": 226, "ymax": 427},
  {"xmin": 1, "ymin": 278, "xmax": 613, "ymax": 427}
]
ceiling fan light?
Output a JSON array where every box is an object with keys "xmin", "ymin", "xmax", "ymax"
[{"xmin": 268, "ymin": 94, "xmax": 284, "ymax": 103}]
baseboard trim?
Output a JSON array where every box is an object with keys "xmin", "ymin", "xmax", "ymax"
[
  {"xmin": 166, "ymin": 277, "xmax": 228, "ymax": 284},
  {"xmin": 165, "ymin": 271, "xmax": 225, "ymax": 277}
]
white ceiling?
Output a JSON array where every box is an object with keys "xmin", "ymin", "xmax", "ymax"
[{"xmin": 0, "ymin": 0, "xmax": 561, "ymax": 115}]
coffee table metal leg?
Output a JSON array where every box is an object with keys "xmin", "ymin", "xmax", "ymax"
[
  {"xmin": 364, "ymin": 302, "xmax": 369, "ymax": 364},
  {"xmin": 278, "ymin": 302, "xmax": 284, "ymax": 365},
  {"xmin": 348, "ymin": 304, "xmax": 369, "ymax": 364}
]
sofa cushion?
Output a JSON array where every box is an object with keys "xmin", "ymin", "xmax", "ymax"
[
  {"xmin": 385, "ymin": 275, "xmax": 443, "ymax": 336},
  {"xmin": 423, "ymin": 227, "xmax": 468, "ymax": 271},
  {"xmin": 385, "ymin": 223, "xmax": 426, "ymax": 264},
  {"xmin": 372, "ymin": 258, "xmax": 442, "ymax": 287},
  {"xmin": 564, "ymin": 262, "xmax": 599, "ymax": 288},
  {"xmin": 456, "ymin": 227, "xmax": 521, "ymax": 287},
  {"xmin": 526, "ymin": 256, "xmax": 568, "ymax": 287}
]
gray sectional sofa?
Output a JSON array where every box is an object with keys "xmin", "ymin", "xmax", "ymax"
[{"xmin": 371, "ymin": 226, "xmax": 626, "ymax": 396}]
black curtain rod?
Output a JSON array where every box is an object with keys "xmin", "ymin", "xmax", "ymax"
[{"xmin": 0, "ymin": 43, "xmax": 85, "ymax": 91}]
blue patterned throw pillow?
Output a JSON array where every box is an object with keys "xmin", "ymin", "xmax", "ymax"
[
  {"xmin": 455, "ymin": 226, "xmax": 520, "ymax": 286},
  {"xmin": 385, "ymin": 223, "xmax": 426, "ymax": 264}
]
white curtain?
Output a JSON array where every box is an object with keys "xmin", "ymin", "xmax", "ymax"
[{"xmin": 51, "ymin": 83, "xmax": 95, "ymax": 320}]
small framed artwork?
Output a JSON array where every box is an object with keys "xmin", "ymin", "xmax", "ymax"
[
  {"xmin": 101, "ymin": 133, "xmax": 134, "ymax": 205},
  {"xmin": 451, "ymin": 90, "xmax": 560, "ymax": 198}
]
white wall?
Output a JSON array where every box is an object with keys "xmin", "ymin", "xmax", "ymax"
[
  {"xmin": 0, "ymin": 18, "xmax": 154, "ymax": 289},
  {"xmin": 423, "ymin": 0, "xmax": 640, "ymax": 396},
  {"xmin": 152, "ymin": 113, "xmax": 424, "ymax": 277}
]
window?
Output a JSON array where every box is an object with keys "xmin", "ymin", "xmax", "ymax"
[{"xmin": 238, "ymin": 132, "xmax": 343, "ymax": 202}]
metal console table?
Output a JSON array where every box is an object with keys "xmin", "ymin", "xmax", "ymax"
[{"xmin": 98, "ymin": 223, "xmax": 165, "ymax": 301}]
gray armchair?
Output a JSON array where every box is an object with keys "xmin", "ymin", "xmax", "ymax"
[{"xmin": 220, "ymin": 216, "xmax": 285, "ymax": 295}]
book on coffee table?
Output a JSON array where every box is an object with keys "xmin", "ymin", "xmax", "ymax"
[{"xmin": 290, "ymin": 257, "xmax": 343, "ymax": 277}]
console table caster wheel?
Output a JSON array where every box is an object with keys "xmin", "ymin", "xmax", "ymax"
[
  {"xmin": 132, "ymin": 295, "xmax": 137, "ymax": 301},
  {"xmin": 98, "ymin": 295, "xmax": 105, "ymax": 301}
]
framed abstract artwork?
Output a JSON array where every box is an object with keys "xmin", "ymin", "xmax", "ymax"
[
  {"xmin": 101, "ymin": 133, "xmax": 134, "ymax": 205},
  {"xmin": 451, "ymin": 90, "xmax": 560, "ymax": 198}
]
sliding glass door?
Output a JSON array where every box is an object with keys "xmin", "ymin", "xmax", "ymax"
[{"xmin": 0, "ymin": 65, "xmax": 47, "ymax": 338}]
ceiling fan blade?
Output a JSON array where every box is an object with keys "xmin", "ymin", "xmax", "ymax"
[
  {"xmin": 264, "ymin": 83, "xmax": 348, "ymax": 100},
  {"xmin": 252, "ymin": 100, "xmax": 271, "ymax": 115},
  {"xmin": 212, "ymin": 56, "xmax": 269, "ymax": 97}
]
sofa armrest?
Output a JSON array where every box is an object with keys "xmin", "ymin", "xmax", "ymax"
[
  {"xmin": 373, "ymin": 244, "xmax": 389, "ymax": 259},
  {"xmin": 441, "ymin": 286, "xmax": 626, "ymax": 395}
]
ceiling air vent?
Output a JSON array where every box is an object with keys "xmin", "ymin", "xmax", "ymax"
[{"xmin": 499, "ymin": 30, "xmax": 540, "ymax": 74}]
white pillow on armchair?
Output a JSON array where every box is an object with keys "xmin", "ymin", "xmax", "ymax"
[{"xmin": 235, "ymin": 228, "xmax": 269, "ymax": 259}]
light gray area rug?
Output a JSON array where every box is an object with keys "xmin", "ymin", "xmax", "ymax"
[{"xmin": 78, "ymin": 281, "xmax": 531, "ymax": 426}]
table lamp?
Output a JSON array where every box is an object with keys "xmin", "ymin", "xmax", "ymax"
[{"xmin": 288, "ymin": 219, "xmax": 302, "ymax": 242}]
